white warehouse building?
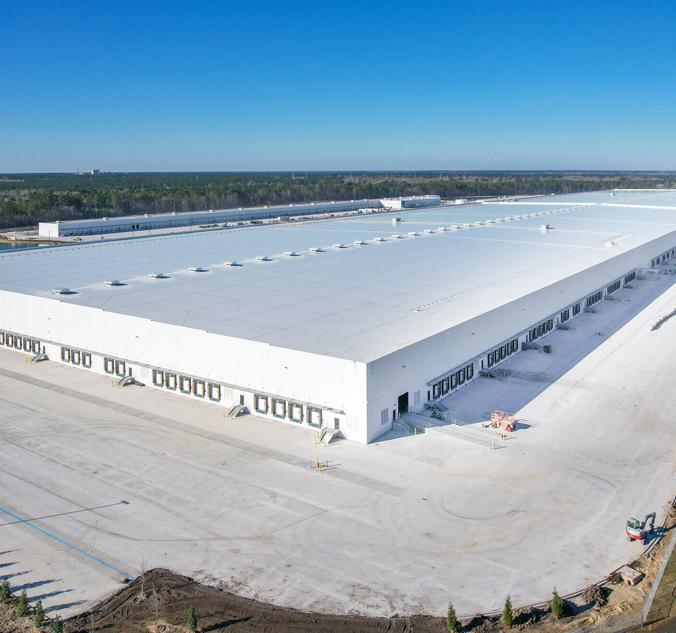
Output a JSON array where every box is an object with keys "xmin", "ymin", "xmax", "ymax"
[
  {"xmin": 38, "ymin": 195, "xmax": 442, "ymax": 237},
  {"xmin": 3, "ymin": 189, "xmax": 676, "ymax": 443}
]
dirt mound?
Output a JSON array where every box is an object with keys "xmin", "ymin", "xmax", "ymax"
[
  {"xmin": 580, "ymin": 584, "xmax": 608, "ymax": 607},
  {"xmin": 64, "ymin": 568, "xmax": 444, "ymax": 633}
]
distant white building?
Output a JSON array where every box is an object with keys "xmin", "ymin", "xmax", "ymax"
[
  {"xmin": 4, "ymin": 190, "xmax": 676, "ymax": 443},
  {"xmin": 38, "ymin": 196, "xmax": 442, "ymax": 237}
]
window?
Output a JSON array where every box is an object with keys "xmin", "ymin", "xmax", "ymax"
[
  {"xmin": 71, "ymin": 350, "xmax": 81, "ymax": 365},
  {"xmin": 14, "ymin": 336, "xmax": 22, "ymax": 350},
  {"xmin": 207, "ymin": 383, "xmax": 220, "ymax": 401},
  {"xmin": 115, "ymin": 360, "xmax": 126, "ymax": 376},
  {"xmin": 82, "ymin": 353, "xmax": 91, "ymax": 368},
  {"xmin": 23, "ymin": 338, "xmax": 31, "ymax": 352},
  {"xmin": 488, "ymin": 352, "xmax": 494, "ymax": 367},
  {"xmin": 466, "ymin": 363, "xmax": 474, "ymax": 380},
  {"xmin": 459, "ymin": 368, "xmax": 465, "ymax": 384},
  {"xmin": 153, "ymin": 369, "xmax": 164, "ymax": 387},
  {"xmin": 193, "ymin": 380, "xmax": 205, "ymax": 398},
  {"xmin": 511, "ymin": 339, "xmax": 518, "ymax": 353},
  {"xmin": 433, "ymin": 383, "xmax": 441, "ymax": 398},
  {"xmin": 104, "ymin": 357, "xmax": 114, "ymax": 374},
  {"xmin": 450, "ymin": 374, "xmax": 457, "ymax": 389},
  {"xmin": 381, "ymin": 408, "xmax": 389, "ymax": 426},
  {"xmin": 31, "ymin": 340, "xmax": 40, "ymax": 353},
  {"xmin": 441, "ymin": 378, "xmax": 449, "ymax": 394},
  {"xmin": 4, "ymin": 334, "xmax": 12, "ymax": 347},
  {"xmin": 61, "ymin": 347, "xmax": 71, "ymax": 362},
  {"xmin": 165, "ymin": 372, "xmax": 177, "ymax": 390},
  {"xmin": 179, "ymin": 376, "xmax": 191, "ymax": 394}
]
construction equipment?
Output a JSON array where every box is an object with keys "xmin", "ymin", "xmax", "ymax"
[
  {"xmin": 489, "ymin": 410, "xmax": 516, "ymax": 432},
  {"xmin": 626, "ymin": 512, "xmax": 656, "ymax": 543}
]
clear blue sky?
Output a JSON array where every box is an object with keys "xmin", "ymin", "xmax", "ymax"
[{"xmin": 1, "ymin": 0, "xmax": 675, "ymax": 172}]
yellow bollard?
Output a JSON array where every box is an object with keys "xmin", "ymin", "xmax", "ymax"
[
  {"xmin": 230, "ymin": 413, "xmax": 233, "ymax": 420},
  {"xmin": 398, "ymin": 412, "xmax": 401, "ymax": 420},
  {"xmin": 323, "ymin": 440, "xmax": 326, "ymax": 447},
  {"xmin": 414, "ymin": 428, "xmax": 417, "ymax": 435},
  {"xmin": 491, "ymin": 442, "xmax": 494, "ymax": 450}
]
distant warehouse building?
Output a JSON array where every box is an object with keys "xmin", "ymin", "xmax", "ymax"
[
  {"xmin": 38, "ymin": 196, "xmax": 442, "ymax": 237},
  {"xmin": 3, "ymin": 190, "xmax": 676, "ymax": 443}
]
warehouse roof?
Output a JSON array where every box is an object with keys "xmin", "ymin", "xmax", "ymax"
[{"xmin": 2, "ymin": 189, "xmax": 676, "ymax": 362}]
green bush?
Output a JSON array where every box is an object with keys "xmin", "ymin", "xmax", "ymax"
[
  {"xmin": 446, "ymin": 600, "xmax": 459, "ymax": 631},
  {"xmin": 502, "ymin": 595, "xmax": 513, "ymax": 627},
  {"xmin": 51, "ymin": 614, "xmax": 63, "ymax": 632},
  {"xmin": 0, "ymin": 577, "xmax": 11, "ymax": 603},
  {"xmin": 17, "ymin": 589, "xmax": 29, "ymax": 616},
  {"xmin": 34, "ymin": 600, "xmax": 45, "ymax": 627},
  {"xmin": 551, "ymin": 589, "xmax": 564, "ymax": 619},
  {"xmin": 188, "ymin": 605, "xmax": 197, "ymax": 632}
]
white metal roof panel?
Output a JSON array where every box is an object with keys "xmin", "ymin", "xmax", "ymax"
[{"xmin": 2, "ymin": 190, "xmax": 676, "ymax": 362}]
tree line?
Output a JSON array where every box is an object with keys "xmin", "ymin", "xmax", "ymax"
[{"xmin": 1, "ymin": 171, "xmax": 674, "ymax": 230}]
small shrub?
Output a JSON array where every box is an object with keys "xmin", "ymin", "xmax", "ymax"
[
  {"xmin": 187, "ymin": 605, "xmax": 197, "ymax": 632},
  {"xmin": 551, "ymin": 589, "xmax": 564, "ymax": 619},
  {"xmin": 34, "ymin": 600, "xmax": 45, "ymax": 627},
  {"xmin": 17, "ymin": 589, "xmax": 29, "ymax": 616},
  {"xmin": 0, "ymin": 577, "xmax": 11, "ymax": 603},
  {"xmin": 502, "ymin": 595, "xmax": 513, "ymax": 627},
  {"xmin": 446, "ymin": 600, "xmax": 459, "ymax": 631},
  {"xmin": 52, "ymin": 614, "xmax": 64, "ymax": 632}
]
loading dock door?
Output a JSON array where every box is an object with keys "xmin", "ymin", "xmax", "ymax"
[{"xmin": 398, "ymin": 392, "xmax": 409, "ymax": 417}]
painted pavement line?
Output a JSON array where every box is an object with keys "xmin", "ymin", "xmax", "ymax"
[{"xmin": 0, "ymin": 506, "xmax": 130, "ymax": 578}]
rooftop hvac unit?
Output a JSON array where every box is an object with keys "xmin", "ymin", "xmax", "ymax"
[
  {"xmin": 543, "ymin": 345, "xmax": 554, "ymax": 354},
  {"xmin": 189, "ymin": 266, "xmax": 206, "ymax": 272},
  {"xmin": 104, "ymin": 279, "xmax": 121, "ymax": 286},
  {"xmin": 255, "ymin": 256, "xmax": 270, "ymax": 261},
  {"xmin": 392, "ymin": 217, "xmax": 402, "ymax": 224},
  {"xmin": 148, "ymin": 272, "xmax": 164, "ymax": 278},
  {"xmin": 374, "ymin": 237, "xmax": 385, "ymax": 242},
  {"xmin": 438, "ymin": 227, "xmax": 448, "ymax": 231},
  {"xmin": 309, "ymin": 247, "xmax": 321, "ymax": 252},
  {"xmin": 424, "ymin": 229, "xmax": 434, "ymax": 233},
  {"xmin": 391, "ymin": 234, "xmax": 403, "ymax": 239},
  {"xmin": 408, "ymin": 232, "xmax": 419, "ymax": 236},
  {"xmin": 51, "ymin": 287, "xmax": 71, "ymax": 295},
  {"xmin": 333, "ymin": 244, "xmax": 345, "ymax": 249},
  {"xmin": 354, "ymin": 240, "xmax": 366, "ymax": 246},
  {"xmin": 284, "ymin": 251, "xmax": 297, "ymax": 256},
  {"xmin": 541, "ymin": 224, "xmax": 550, "ymax": 230},
  {"xmin": 223, "ymin": 261, "xmax": 239, "ymax": 266}
]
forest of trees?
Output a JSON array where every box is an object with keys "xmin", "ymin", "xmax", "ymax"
[{"xmin": 1, "ymin": 171, "xmax": 675, "ymax": 230}]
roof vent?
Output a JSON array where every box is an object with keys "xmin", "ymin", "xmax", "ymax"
[
  {"xmin": 149, "ymin": 272, "xmax": 165, "ymax": 278},
  {"xmin": 51, "ymin": 287, "xmax": 71, "ymax": 295},
  {"xmin": 189, "ymin": 266, "xmax": 206, "ymax": 272},
  {"xmin": 104, "ymin": 279, "xmax": 121, "ymax": 286}
]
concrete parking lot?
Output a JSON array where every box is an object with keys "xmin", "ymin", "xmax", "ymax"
[{"xmin": 1, "ymin": 273, "xmax": 676, "ymax": 619}]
